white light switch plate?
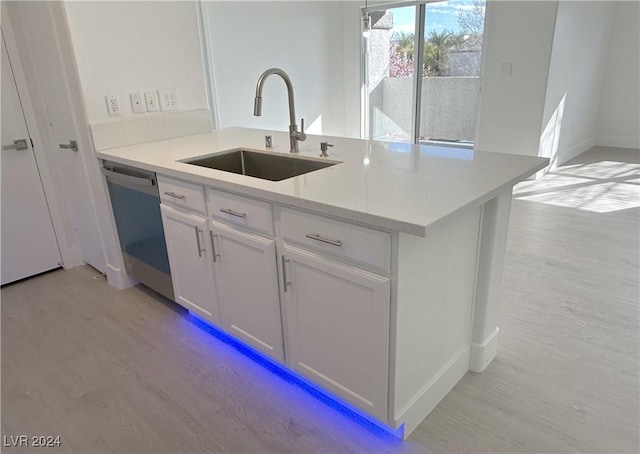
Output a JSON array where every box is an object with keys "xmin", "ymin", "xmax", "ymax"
[
  {"xmin": 130, "ymin": 92, "xmax": 145, "ymax": 113},
  {"xmin": 158, "ymin": 88, "xmax": 178, "ymax": 112},
  {"xmin": 145, "ymin": 91, "xmax": 159, "ymax": 112}
]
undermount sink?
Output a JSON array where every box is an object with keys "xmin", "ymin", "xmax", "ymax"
[{"xmin": 184, "ymin": 148, "xmax": 339, "ymax": 182}]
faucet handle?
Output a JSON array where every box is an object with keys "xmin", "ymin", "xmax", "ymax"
[{"xmin": 297, "ymin": 118, "xmax": 307, "ymax": 141}]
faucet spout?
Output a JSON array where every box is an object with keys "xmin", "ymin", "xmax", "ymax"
[
  {"xmin": 253, "ymin": 68, "xmax": 306, "ymax": 153},
  {"xmin": 253, "ymin": 96, "xmax": 262, "ymax": 117}
]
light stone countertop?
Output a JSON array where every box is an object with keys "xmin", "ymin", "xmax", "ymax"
[{"xmin": 96, "ymin": 127, "xmax": 549, "ymax": 237}]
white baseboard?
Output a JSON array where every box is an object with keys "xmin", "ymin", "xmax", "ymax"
[
  {"xmin": 105, "ymin": 263, "xmax": 137, "ymax": 289},
  {"xmin": 555, "ymin": 137, "xmax": 596, "ymax": 167},
  {"xmin": 469, "ymin": 327, "xmax": 499, "ymax": 372},
  {"xmin": 60, "ymin": 245, "xmax": 84, "ymax": 269},
  {"xmin": 538, "ymin": 135, "xmax": 638, "ymax": 178},
  {"xmin": 394, "ymin": 345, "xmax": 470, "ymax": 439},
  {"xmin": 594, "ymin": 135, "xmax": 640, "ymax": 150}
]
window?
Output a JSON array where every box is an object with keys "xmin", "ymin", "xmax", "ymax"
[{"xmin": 363, "ymin": 0, "xmax": 486, "ymax": 146}]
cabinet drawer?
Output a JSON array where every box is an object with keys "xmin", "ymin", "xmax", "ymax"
[
  {"xmin": 207, "ymin": 188, "xmax": 273, "ymax": 236},
  {"xmin": 158, "ymin": 176, "xmax": 206, "ymax": 214},
  {"xmin": 279, "ymin": 207, "xmax": 391, "ymax": 273}
]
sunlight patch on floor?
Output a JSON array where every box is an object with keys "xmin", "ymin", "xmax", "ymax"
[
  {"xmin": 514, "ymin": 160, "xmax": 640, "ymax": 213},
  {"xmin": 554, "ymin": 161, "xmax": 639, "ymax": 179}
]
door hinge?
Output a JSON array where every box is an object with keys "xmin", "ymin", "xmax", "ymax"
[{"xmin": 30, "ymin": 138, "xmax": 34, "ymax": 148}]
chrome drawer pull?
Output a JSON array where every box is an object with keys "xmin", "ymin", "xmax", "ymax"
[
  {"xmin": 281, "ymin": 255, "xmax": 291, "ymax": 292},
  {"xmin": 220, "ymin": 208, "xmax": 246, "ymax": 218},
  {"xmin": 164, "ymin": 191, "xmax": 186, "ymax": 200},
  {"xmin": 305, "ymin": 233, "xmax": 342, "ymax": 247},
  {"xmin": 194, "ymin": 227, "xmax": 205, "ymax": 257},
  {"xmin": 210, "ymin": 231, "xmax": 221, "ymax": 263}
]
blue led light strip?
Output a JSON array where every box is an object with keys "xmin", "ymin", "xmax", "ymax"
[{"xmin": 187, "ymin": 313, "xmax": 404, "ymax": 439}]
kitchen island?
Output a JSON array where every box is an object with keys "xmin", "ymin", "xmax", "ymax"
[{"xmin": 96, "ymin": 127, "xmax": 548, "ymax": 439}]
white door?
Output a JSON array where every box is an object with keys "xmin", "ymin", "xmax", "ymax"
[
  {"xmin": 161, "ymin": 205, "xmax": 221, "ymax": 325},
  {"xmin": 5, "ymin": 1, "xmax": 106, "ymax": 272},
  {"xmin": 211, "ymin": 221, "xmax": 284, "ymax": 362},
  {"xmin": 1, "ymin": 31, "xmax": 62, "ymax": 285},
  {"xmin": 281, "ymin": 244, "xmax": 390, "ymax": 421}
]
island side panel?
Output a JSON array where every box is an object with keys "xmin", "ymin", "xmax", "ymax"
[
  {"xmin": 392, "ymin": 206, "xmax": 482, "ymax": 438},
  {"xmin": 469, "ymin": 189, "xmax": 513, "ymax": 372}
]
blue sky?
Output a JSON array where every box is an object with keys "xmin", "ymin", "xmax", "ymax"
[{"xmin": 389, "ymin": 0, "xmax": 484, "ymax": 35}]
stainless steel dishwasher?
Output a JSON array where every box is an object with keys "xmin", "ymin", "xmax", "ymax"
[{"xmin": 102, "ymin": 161, "xmax": 174, "ymax": 300}]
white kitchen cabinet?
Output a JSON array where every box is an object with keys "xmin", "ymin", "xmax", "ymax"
[
  {"xmin": 99, "ymin": 127, "xmax": 546, "ymax": 439},
  {"xmin": 210, "ymin": 220, "xmax": 284, "ymax": 362},
  {"xmin": 160, "ymin": 204, "xmax": 221, "ymax": 325},
  {"xmin": 158, "ymin": 175, "xmax": 206, "ymax": 215},
  {"xmin": 279, "ymin": 206, "xmax": 391, "ymax": 273},
  {"xmin": 280, "ymin": 243, "xmax": 390, "ymax": 422}
]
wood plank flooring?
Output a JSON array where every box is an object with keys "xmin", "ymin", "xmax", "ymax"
[{"xmin": 2, "ymin": 146, "xmax": 638, "ymax": 453}]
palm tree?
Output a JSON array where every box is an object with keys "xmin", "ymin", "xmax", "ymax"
[
  {"xmin": 392, "ymin": 31, "xmax": 415, "ymax": 60},
  {"xmin": 423, "ymin": 42, "xmax": 437, "ymax": 76},
  {"xmin": 426, "ymin": 30, "xmax": 454, "ymax": 76}
]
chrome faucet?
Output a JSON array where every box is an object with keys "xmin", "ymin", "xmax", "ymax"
[{"xmin": 253, "ymin": 68, "xmax": 306, "ymax": 153}]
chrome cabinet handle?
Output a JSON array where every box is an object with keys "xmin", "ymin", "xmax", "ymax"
[
  {"xmin": 194, "ymin": 227, "xmax": 205, "ymax": 257},
  {"xmin": 209, "ymin": 231, "xmax": 221, "ymax": 263},
  {"xmin": 58, "ymin": 140, "xmax": 78, "ymax": 151},
  {"xmin": 281, "ymin": 255, "xmax": 291, "ymax": 292},
  {"xmin": 305, "ymin": 233, "xmax": 342, "ymax": 247},
  {"xmin": 3, "ymin": 139, "xmax": 28, "ymax": 151},
  {"xmin": 164, "ymin": 191, "xmax": 186, "ymax": 200},
  {"xmin": 220, "ymin": 208, "xmax": 246, "ymax": 218}
]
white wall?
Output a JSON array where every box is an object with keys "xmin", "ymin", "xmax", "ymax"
[
  {"xmin": 204, "ymin": 1, "xmax": 353, "ymax": 138},
  {"xmin": 540, "ymin": 1, "xmax": 617, "ymax": 166},
  {"xmin": 597, "ymin": 1, "xmax": 640, "ymax": 149},
  {"xmin": 63, "ymin": 1, "xmax": 208, "ymax": 124},
  {"xmin": 475, "ymin": 0, "xmax": 558, "ymax": 156}
]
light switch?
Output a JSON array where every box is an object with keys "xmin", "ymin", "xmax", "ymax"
[
  {"xmin": 145, "ymin": 91, "xmax": 159, "ymax": 112},
  {"xmin": 500, "ymin": 63, "xmax": 512, "ymax": 77},
  {"xmin": 130, "ymin": 92, "xmax": 145, "ymax": 113}
]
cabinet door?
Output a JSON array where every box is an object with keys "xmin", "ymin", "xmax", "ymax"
[
  {"xmin": 211, "ymin": 221, "xmax": 284, "ymax": 362},
  {"xmin": 281, "ymin": 244, "xmax": 390, "ymax": 421},
  {"xmin": 160, "ymin": 204, "xmax": 221, "ymax": 325}
]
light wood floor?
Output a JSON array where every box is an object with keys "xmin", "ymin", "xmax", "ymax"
[{"xmin": 2, "ymin": 146, "xmax": 639, "ymax": 453}]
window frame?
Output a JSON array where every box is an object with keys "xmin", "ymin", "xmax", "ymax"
[{"xmin": 361, "ymin": 0, "xmax": 483, "ymax": 148}]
